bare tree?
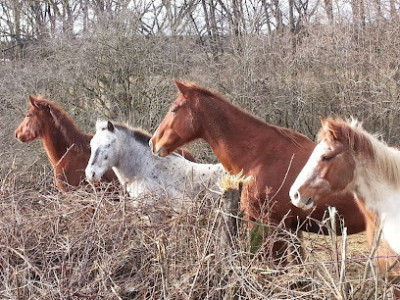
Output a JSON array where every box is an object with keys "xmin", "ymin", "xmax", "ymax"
[{"xmin": 323, "ymin": 0, "xmax": 333, "ymax": 24}]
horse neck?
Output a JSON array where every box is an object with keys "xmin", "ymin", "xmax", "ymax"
[
  {"xmin": 354, "ymin": 155, "xmax": 400, "ymax": 246},
  {"xmin": 41, "ymin": 122, "xmax": 90, "ymax": 166},
  {"xmin": 196, "ymin": 100, "xmax": 307, "ymax": 174},
  {"xmin": 354, "ymin": 150, "xmax": 400, "ymax": 210},
  {"xmin": 114, "ymin": 130, "xmax": 154, "ymax": 178},
  {"xmin": 356, "ymin": 175, "xmax": 400, "ymax": 254}
]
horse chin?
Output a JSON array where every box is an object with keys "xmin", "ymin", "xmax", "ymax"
[
  {"xmin": 16, "ymin": 135, "xmax": 31, "ymax": 143},
  {"xmin": 159, "ymin": 148, "xmax": 169, "ymax": 157},
  {"xmin": 301, "ymin": 198, "xmax": 315, "ymax": 210},
  {"xmin": 87, "ymin": 177, "xmax": 101, "ymax": 185}
]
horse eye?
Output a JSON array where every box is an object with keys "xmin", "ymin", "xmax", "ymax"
[
  {"xmin": 170, "ymin": 106, "xmax": 179, "ymax": 113},
  {"xmin": 104, "ymin": 155, "xmax": 108, "ymax": 160},
  {"xmin": 321, "ymin": 156, "xmax": 332, "ymax": 162}
]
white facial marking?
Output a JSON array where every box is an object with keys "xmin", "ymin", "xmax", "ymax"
[{"xmin": 290, "ymin": 141, "xmax": 329, "ymax": 209}]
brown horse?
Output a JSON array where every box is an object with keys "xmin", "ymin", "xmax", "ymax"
[
  {"xmin": 150, "ymin": 80, "xmax": 366, "ymax": 262},
  {"xmin": 15, "ymin": 96, "xmax": 196, "ymax": 192},
  {"xmin": 290, "ymin": 117, "xmax": 400, "ymax": 293},
  {"xmin": 15, "ymin": 96, "xmax": 117, "ymax": 191}
]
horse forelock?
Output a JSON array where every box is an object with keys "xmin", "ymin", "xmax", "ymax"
[
  {"xmin": 318, "ymin": 118, "xmax": 372, "ymax": 156},
  {"xmin": 320, "ymin": 117, "xmax": 400, "ymax": 185}
]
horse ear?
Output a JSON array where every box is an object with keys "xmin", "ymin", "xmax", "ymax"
[
  {"xmin": 107, "ymin": 121, "xmax": 115, "ymax": 132},
  {"xmin": 29, "ymin": 95, "xmax": 40, "ymax": 108},
  {"xmin": 174, "ymin": 80, "xmax": 190, "ymax": 97},
  {"xmin": 29, "ymin": 95, "xmax": 51, "ymax": 111}
]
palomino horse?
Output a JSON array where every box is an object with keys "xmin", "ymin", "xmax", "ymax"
[
  {"xmin": 86, "ymin": 120, "xmax": 227, "ymax": 205},
  {"xmin": 15, "ymin": 96, "xmax": 120, "ymax": 191},
  {"xmin": 290, "ymin": 117, "xmax": 400, "ymax": 283},
  {"xmin": 150, "ymin": 80, "xmax": 365, "ymax": 262}
]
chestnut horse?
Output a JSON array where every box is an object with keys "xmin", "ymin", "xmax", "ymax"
[
  {"xmin": 290, "ymin": 117, "xmax": 400, "ymax": 294},
  {"xmin": 150, "ymin": 80, "xmax": 365, "ymax": 262},
  {"xmin": 15, "ymin": 96, "xmax": 119, "ymax": 191}
]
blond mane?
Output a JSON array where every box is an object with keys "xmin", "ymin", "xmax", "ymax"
[{"xmin": 319, "ymin": 117, "xmax": 400, "ymax": 186}]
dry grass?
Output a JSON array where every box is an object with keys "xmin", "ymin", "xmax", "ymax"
[{"xmin": 0, "ymin": 170, "xmax": 397, "ymax": 299}]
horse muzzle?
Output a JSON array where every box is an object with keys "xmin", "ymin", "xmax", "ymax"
[
  {"xmin": 85, "ymin": 169, "xmax": 100, "ymax": 184},
  {"xmin": 290, "ymin": 190, "xmax": 314, "ymax": 210},
  {"xmin": 15, "ymin": 132, "xmax": 27, "ymax": 142},
  {"xmin": 149, "ymin": 139, "xmax": 166, "ymax": 157},
  {"xmin": 15, "ymin": 130, "xmax": 23, "ymax": 141}
]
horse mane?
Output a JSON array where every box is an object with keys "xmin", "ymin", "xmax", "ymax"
[
  {"xmin": 273, "ymin": 126, "xmax": 312, "ymax": 147},
  {"xmin": 33, "ymin": 96, "xmax": 91, "ymax": 150},
  {"xmin": 112, "ymin": 122, "xmax": 151, "ymax": 146},
  {"xmin": 107, "ymin": 121, "xmax": 195, "ymax": 161},
  {"xmin": 319, "ymin": 117, "xmax": 400, "ymax": 185},
  {"xmin": 177, "ymin": 81, "xmax": 226, "ymax": 100},
  {"xmin": 180, "ymin": 81, "xmax": 311, "ymax": 146}
]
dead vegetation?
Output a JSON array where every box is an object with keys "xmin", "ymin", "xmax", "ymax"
[
  {"xmin": 1, "ymin": 2, "xmax": 400, "ymax": 299},
  {"xmin": 0, "ymin": 170, "xmax": 397, "ymax": 299}
]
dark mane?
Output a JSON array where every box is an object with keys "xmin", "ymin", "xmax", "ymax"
[
  {"xmin": 34, "ymin": 97, "xmax": 91, "ymax": 150},
  {"xmin": 113, "ymin": 123, "xmax": 151, "ymax": 146}
]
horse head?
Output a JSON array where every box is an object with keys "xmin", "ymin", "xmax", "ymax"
[
  {"xmin": 86, "ymin": 120, "xmax": 118, "ymax": 183},
  {"xmin": 290, "ymin": 118, "xmax": 358, "ymax": 209},
  {"xmin": 150, "ymin": 80, "xmax": 200, "ymax": 157},
  {"xmin": 15, "ymin": 95, "xmax": 53, "ymax": 142}
]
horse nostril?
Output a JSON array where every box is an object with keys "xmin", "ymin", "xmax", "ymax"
[
  {"xmin": 294, "ymin": 191, "xmax": 300, "ymax": 201},
  {"xmin": 92, "ymin": 171, "xmax": 95, "ymax": 178}
]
